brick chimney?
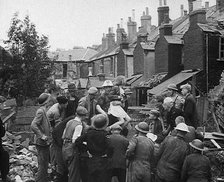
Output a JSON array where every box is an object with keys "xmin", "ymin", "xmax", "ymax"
[
  {"xmin": 120, "ymin": 32, "xmax": 129, "ymax": 49},
  {"xmin": 141, "ymin": 7, "xmax": 152, "ymax": 33},
  {"xmin": 159, "ymin": 24, "xmax": 173, "ymax": 36},
  {"xmin": 157, "ymin": 6, "xmax": 169, "ymax": 26},
  {"xmin": 217, "ymin": 0, "xmax": 224, "ymax": 11},
  {"xmin": 106, "ymin": 27, "xmax": 115, "ymax": 49},
  {"xmin": 189, "ymin": 8, "xmax": 206, "ymax": 28},
  {"xmin": 102, "ymin": 33, "xmax": 108, "ymax": 51},
  {"xmin": 127, "ymin": 17, "xmax": 137, "ymax": 42},
  {"xmin": 116, "ymin": 24, "xmax": 125, "ymax": 45}
]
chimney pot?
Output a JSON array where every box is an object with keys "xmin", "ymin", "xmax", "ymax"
[
  {"xmin": 117, "ymin": 24, "xmax": 120, "ymax": 29},
  {"xmin": 132, "ymin": 9, "xmax": 135, "ymax": 21},
  {"xmin": 184, "ymin": 10, "xmax": 188, "ymax": 15},
  {"xmin": 146, "ymin": 7, "xmax": 149, "ymax": 15},
  {"xmin": 159, "ymin": 0, "xmax": 162, "ymax": 7},
  {"xmin": 143, "ymin": 11, "xmax": 146, "ymax": 16},
  {"xmin": 164, "ymin": 0, "xmax": 167, "ymax": 6},
  {"xmin": 120, "ymin": 18, "xmax": 123, "ymax": 28},
  {"xmin": 193, "ymin": 0, "xmax": 202, "ymax": 11},
  {"xmin": 181, "ymin": 4, "xmax": 184, "ymax": 16},
  {"xmin": 205, "ymin": 1, "xmax": 209, "ymax": 9},
  {"xmin": 128, "ymin": 17, "xmax": 131, "ymax": 22}
]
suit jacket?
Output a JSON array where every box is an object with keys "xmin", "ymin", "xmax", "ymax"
[
  {"xmin": 31, "ymin": 106, "xmax": 51, "ymax": 146},
  {"xmin": 108, "ymin": 133, "xmax": 129, "ymax": 169},
  {"xmin": 79, "ymin": 95, "xmax": 97, "ymax": 120},
  {"xmin": 184, "ymin": 94, "xmax": 198, "ymax": 128}
]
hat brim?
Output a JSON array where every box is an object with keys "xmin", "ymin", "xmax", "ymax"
[
  {"xmin": 38, "ymin": 95, "xmax": 51, "ymax": 106},
  {"xmin": 125, "ymin": 92, "xmax": 133, "ymax": 95},
  {"xmin": 189, "ymin": 142, "xmax": 206, "ymax": 151},
  {"xmin": 167, "ymin": 88, "xmax": 178, "ymax": 91},
  {"xmin": 135, "ymin": 125, "xmax": 149, "ymax": 134}
]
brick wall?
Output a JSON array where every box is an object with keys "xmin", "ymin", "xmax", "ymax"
[
  {"xmin": 117, "ymin": 50, "xmax": 125, "ymax": 76},
  {"xmin": 103, "ymin": 58, "xmax": 112, "ymax": 77},
  {"xmin": 133, "ymin": 42, "xmax": 144, "ymax": 75},
  {"xmin": 183, "ymin": 27, "xmax": 204, "ymax": 70},
  {"xmin": 155, "ymin": 36, "xmax": 168, "ymax": 74},
  {"xmin": 93, "ymin": 60, "xmax": 101, "ymax": 75},
  {"xmin": 143, "ymin": 51, "xmax": 155, "ymax": 80},
  {"xmin": 80, "ymin": 63, "xmax": 88, "ymax": 78},
  {"xmin": 168, "ymin": 44, "xmax": 183, "ymax": 77}
]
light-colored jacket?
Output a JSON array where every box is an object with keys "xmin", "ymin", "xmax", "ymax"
[{"xmin": 31, "ymin": 106, "xmax": 51, "ymax": 145}]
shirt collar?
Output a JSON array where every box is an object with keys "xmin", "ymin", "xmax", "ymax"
[{"xmin": 74, "ymin": 116, "xmax": 81, "ymax": 122}]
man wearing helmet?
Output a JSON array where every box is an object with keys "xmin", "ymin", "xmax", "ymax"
[{"xmin": 155, "ymin": 123, "xmax": 190, "ymax": 182}]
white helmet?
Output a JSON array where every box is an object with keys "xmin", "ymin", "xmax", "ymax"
[
  {"xmin": 102, "ymin": 80, "xmax": 113, "ymax": 87},
  {"xmin": 175, "ymin": 123, "xmax": 190, "ymax": 133}
]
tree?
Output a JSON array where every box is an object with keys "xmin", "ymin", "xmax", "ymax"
[{"xmin": 4, "ymin": 13, "xmax": 52, "ymax": 98}]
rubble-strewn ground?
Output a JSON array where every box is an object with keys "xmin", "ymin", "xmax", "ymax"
[{"xmin": 2, "ymin": 131, "xmax": 55, "ymax": 182}]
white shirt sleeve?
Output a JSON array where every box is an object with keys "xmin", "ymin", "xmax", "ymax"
[{"xmin": 72, "ymin": 125, "xmax": 83, "ymax": 143}]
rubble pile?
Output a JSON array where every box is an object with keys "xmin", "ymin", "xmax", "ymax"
[{"xmin": 2, "ymin": 131, "xmax": 54, "ymax": 182}]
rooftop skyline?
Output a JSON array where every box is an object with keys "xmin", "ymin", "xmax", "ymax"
[{"xmin": 0, "ymin": 0, "xmax": 216, "ymax": 51}]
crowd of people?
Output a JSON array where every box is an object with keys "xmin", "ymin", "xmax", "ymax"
[{"xmin": 0, "ymin": 80, "xmax": 212, "ymax": 182}]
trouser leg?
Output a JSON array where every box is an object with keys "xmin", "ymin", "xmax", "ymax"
[
  {"xmin": 0, "ymin": 149, "xmax": 9, "ymax": 181},
  {"xmin": 36, "ymin": 145, "xmax": 50, "ymax": 182}
]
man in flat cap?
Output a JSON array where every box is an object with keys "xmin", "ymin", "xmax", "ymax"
[
  {"xmin": 79, "ymin": 87, "xmax": 99, "ymax": 124},
  {"xmin": 180, "ymin": 84, "xmax": 199, "ymax": 128},
  {"xmin": 62, "ymin": 106, "xmax": 89, "ymax": 182},
  {"xmin": 166, "ymin": 83, "xmax": 184, "ymax": 110},
  {"xmin": 147, "ymin": 109, "xmax": 164, "ymax": 143},
  {"xmin": 108, "ymin": 125, "xmax": 129, "ymax": 182},
  {"xmin": 47, "ymin": 95, "xmax": 68, "ymax": 177}
]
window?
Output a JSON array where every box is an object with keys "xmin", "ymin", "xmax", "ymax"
[
  {"xmin": 62, "ymin": 64, "xmax": 67, "ymax": 78},
  {"xmin": 218, "ymin": 37, "xmax": 224, "ymax": 61}
]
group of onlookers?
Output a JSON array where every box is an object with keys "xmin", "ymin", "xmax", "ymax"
[{"xmin": 27, "ymin": 80, "xmax": 212, "ymax": 182}]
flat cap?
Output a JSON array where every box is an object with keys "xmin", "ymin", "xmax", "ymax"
[
  {"xmin": 88, "ymin": 87, "xmax": 98, "ymax": 94},
  {"xmin": 149, "ymin": 109, "xmax": 160, "ymax": 118},
  {"xmin": 180, "ymin": 84, "xmax": 191, "ymax": 92},
  {"xmin": 76, "ymin": 106, "xmax": 88, "ymax": 116},
  {"xmin": 167, "ymin": 84, "xmax": 178, "ymax": 91}
]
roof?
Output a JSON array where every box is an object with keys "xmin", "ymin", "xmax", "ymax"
[
  {"xmin": 123, "ymin": 48, "xmax": 134, "ymax": 56},
  {"xmin": 55, "ymin": 48, "xmax": 98, "ymax": 62},
  {"xmin": 148, "ymin": 70, "xmax": 200, "ymax": 95},
  {"xmin": 89, "ymin": 46, "xmax": 119, "ymax": 62},
  {"xmin": 125, "ymin": 74, "xmax": 143, "ymax": 85},
  {"xmin": 164, "ymin": 34, "xmax": 184, "ymax": 44},
  {"xmin": 137, "ymin": 72, "xmax": 167, "ymax": 88},
  {"xmin": 197, "ymin": 23, "xmax": 224, "ymax": 34},
  {"xmin": 140, "ymin": 42, "xmax": 155, "ymax": 50}
]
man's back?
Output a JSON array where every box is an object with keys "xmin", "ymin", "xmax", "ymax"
[
  {"xmin": 156, "ymin": 135, "xmax": 189, "ymax": 181},
  {"xmin": 108, "ymin": 134, "xmax": 129, "ymax": 169}
]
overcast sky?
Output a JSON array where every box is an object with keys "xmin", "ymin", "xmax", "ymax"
[{"xmin": 0, "ymin": 0, "xmax": 216, "ymax": 51}]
